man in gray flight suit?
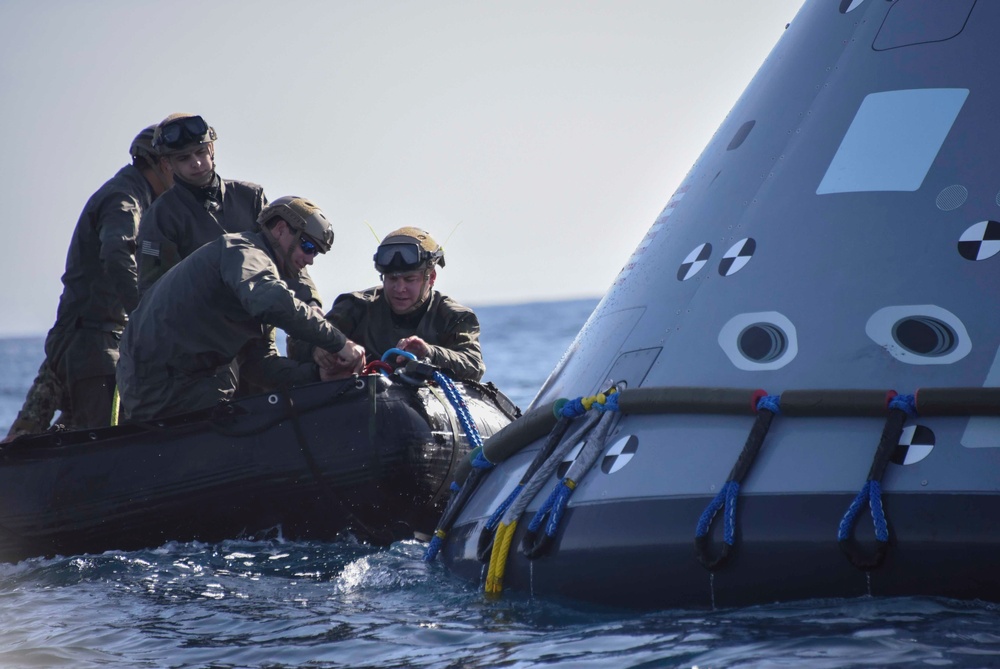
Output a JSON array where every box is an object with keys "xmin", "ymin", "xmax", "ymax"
[
  {"xmin": 116, "ymin": 196, "xmax": 365, "ymax": 421},
  {"xmin": 4, "ymin": 124, "xmax": 173, "ymax": 438}
]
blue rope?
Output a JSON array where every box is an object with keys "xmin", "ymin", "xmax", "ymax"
[
  {"xmin": 695, "ymin": 480, "xmax": 740, "ymax": 545},
  {"xmin": 434, "ymin": 371, "xmax": 484, "ymax": 450},
  {"xmin": 559, "ymin": 398, "xmax": 588, "ymax": 418},
  {"xmin": 756, "ymin": 394, "xmax": 781, "ymax": 415},
  {"xmin": 889, "ymin": 393, "xmax": 917, "ymax": 418},
  {"xmin": 868, "ymin": 480, "xmax": 889, "ymax": 541},
  {"xmin": 424, "ymin": 534, "xmax": 444, "ymax": 561},
  {"xmin": 837, "ymin": 480, "xmax": 888, "ymax": 542},
  {"xmin": 527, "ymin": 484, "xmax": 563, "ymax": 532},
  {"xmin": 471, "ymin": 448, "xmax": 494, "ymax": 469},
  {"xmin": 485, "ymin": 484, "xmax": 523, "ymax": 532},
  {"xmin": 545, "ymin": 482, "xmax": 574, "ymax": 537},
  {"xmin": 593, "ymin": 393, "xmax": 620, "ymax": 413}
]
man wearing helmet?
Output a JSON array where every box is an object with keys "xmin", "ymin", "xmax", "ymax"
[
  {"xmin": 3, "ymin": 124, "xmax": 172, "ymax": 440},
  {"xmin": 135, "ymin": 113, "xmax": 322, "ymax": 307},
  {"xmin": 312, "ymin": 227, "xmax": 485, "ymax": 382},
  {"xmin": 116, "ymin": 196, "xmax": 364, "ymax": 421}
]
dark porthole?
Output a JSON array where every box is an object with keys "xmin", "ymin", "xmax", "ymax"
[
  {"xmin": 737, "ymin": 323, "xmax": 787, "ymax": 362},
  {"xmin": 892, "ymin": 317, "xmax": 957, "ymax": 357}
]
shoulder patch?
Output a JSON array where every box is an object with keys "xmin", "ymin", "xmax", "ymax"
[{"xmin": 140, "ymin": 240, "xmax": 161, "ymax": 258}]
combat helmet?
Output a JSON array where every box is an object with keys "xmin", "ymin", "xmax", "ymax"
[
  {"xmin": 129, "ymin": 124, "xmax": 158, "ymax": 164},
  {"xmin": 152, "ymin": 113, "xmax": 218, "ymax": 155},
  {"xmin": 374, "ymin": 227, "xmax": 445, "ymax": 273},
  {"xmin": 257, "ymin": 196, "xmax": 335, "ymax": 253}
]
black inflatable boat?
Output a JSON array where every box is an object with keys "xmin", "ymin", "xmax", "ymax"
[{"xmin": 0, "ymin": 372, "xmax": 517, "ymax": 562}]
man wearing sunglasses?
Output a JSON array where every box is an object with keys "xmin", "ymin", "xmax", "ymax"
[
  {"xmin": 116, "ymin": 196, "xmax": 364, "ymax": 421},
  {"xmin": 3, "ymin": 124, "xmax": 173, "ymax": 440},
  {"xmin": 136, "ymin": 113, "xmax": 322, "ymax": 307},
  {"xmin": 310, "ymin": 227, "xmax": 485, "ymax": 382}
]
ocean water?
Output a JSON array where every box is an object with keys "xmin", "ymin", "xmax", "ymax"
[{"xmin": 2, "ymin": 298, "xmax": 1000, "ymax": 669}]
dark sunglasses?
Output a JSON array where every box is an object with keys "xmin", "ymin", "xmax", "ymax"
[
  {"xmin": 373, "ymin": 243, "xmax": 422, "ymax": 268},
  {"xmin": 300, "ymin": 235, "xmax": 319, "ymax": 256},
  {"xmin": 154, "ymin": 115, "xmax": 210, "ymax": 149}
]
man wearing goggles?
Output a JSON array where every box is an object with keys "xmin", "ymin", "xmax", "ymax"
[
  {"xmin": 4, "ymin": 123, "xmax": 173, "ymax": 440},
  {"xmin": 136, "ymin": 112, "xmax": 322, "ymax": 308},
  {"xmin": 309, "ymin": 227, "xmax": 485, "ymax": 382},
  {"xmin": 117, "ymin": 196, "xmax": 364, "ymax": 422}
]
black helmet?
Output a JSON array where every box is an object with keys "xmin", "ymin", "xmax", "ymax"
[
  {"xmin": 129, "ymin": 124, "xmax": 158, "ymax": 163},
  {"xmin": 257, "ymin": 196, "xmax": 334, "ymax": 253},
  {"xmin": 374, "ymin": 227, "xmax": 445, "ymax": 273},
  {"xmin": 152, "ymin": 113, "xmax": 218, "ymax": 155}
]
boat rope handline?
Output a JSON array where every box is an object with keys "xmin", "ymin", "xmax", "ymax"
[
  {"xmin": 520, "ymin": 405, "xmax": 620, "ymax": 561},
  {"xmin": 281, "ymin": 391, "xmax": 397, "ymax": 544},
  {"xmin": 484, "ymin": 409, "xmax": 605, "ymax": 595},
  {"xmin": 476, "ymin": 415, "xmax": 575, "ymax": 561},
  {"xmin": 433, "ymin": 371, "xmax": 484, "ymax": 451},
  {"xmin": 417, "ymin": 359, "xmax": 490, "ymax": 561},
  {"xmin": 694, "ymin": 392, "xmax": 780, "ymax": 571},
  {"xmin": 837, "ymin": 392, "xmax": 916, "ymax": 571}
]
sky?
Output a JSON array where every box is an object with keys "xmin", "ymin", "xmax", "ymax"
[{"xmin": 0, "ymin": 0, "xmax": 804, "ymax": 336}]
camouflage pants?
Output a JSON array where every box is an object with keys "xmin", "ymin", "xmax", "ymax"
[{"xmin": 4, "ymin": 357, "xmax": 67, "ymax": 440}]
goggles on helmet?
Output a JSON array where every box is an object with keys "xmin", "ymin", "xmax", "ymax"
[
  {"xmin": 154, "ymin": 115, "xmax": 211, "ymax": 151},
  {"xmin": 373, "ymin": 243, "xmax": 428, "ymax": 272}
]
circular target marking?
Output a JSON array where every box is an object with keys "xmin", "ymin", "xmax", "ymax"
[
  {"xmin": 719, "ymin": 238, "xmax": 756, "ymax": 276},
  {"xmin": 677, "ymin": 243, "xmax": 712, "ymax": 281},
  {"xmin": 891, "ymin": 424, "xmax": 935, "ymax": 465},
  {"xmin": 958, "ymin": 220, "xmax": 1000, "ymax": 261},
  {"xmin": 556, "ymin": 442, "xmax": 585, "ymax": 479},
  {"xmin": 601, "ymin": 435, "xmax": 638, "ymax": 474}
]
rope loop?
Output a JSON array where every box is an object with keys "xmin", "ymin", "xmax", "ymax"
[
  {"xmin": 837, "ymin": 480, "xmax": 890, "ymax": 570},
  {"xmin": 694, "ymin": 481, "xmax": 740, "ymax": 570}
]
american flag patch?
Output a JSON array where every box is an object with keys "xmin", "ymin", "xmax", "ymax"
[{"xmin": 141, "ymin": 240, "xmax": 160, "ymax": 258}]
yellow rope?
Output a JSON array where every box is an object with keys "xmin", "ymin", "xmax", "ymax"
[{"xmin": 484, "ymin": 520, "xmax": 517, "ymax": 596}]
